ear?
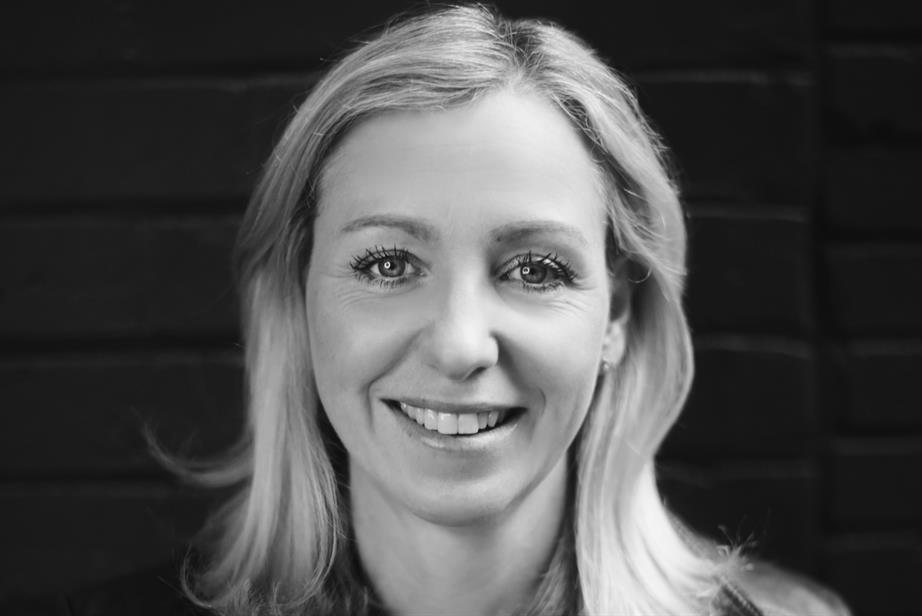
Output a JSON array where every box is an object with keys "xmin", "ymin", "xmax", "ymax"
[{"xmin": 602, "ymin": 256, "xmax": 632, "ymax": 367}]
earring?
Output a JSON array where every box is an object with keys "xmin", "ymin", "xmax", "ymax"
[{"xmin": 599, "ymin": 358, "xmax": 612, "ymax": 374}]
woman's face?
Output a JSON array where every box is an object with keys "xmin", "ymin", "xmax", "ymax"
[{"xmin": 306, "ymin": 89, "xmax": 627, "ymax": 524}]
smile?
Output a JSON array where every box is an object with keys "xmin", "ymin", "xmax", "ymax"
[
  {"xmin": 383, "ymin": 398, "xmax": 524, "ymax": 440},
  {"xmin": 397, "ymin": 401, "xmax": 508, "ymax": 435}
]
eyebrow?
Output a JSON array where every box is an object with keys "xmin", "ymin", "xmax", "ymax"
[
  {"xmin": 340, "ymin": 215, "xmax": 437, "ymax": 241},
  {"xmin": 339, "ymin": 214, "xmax": 589, "ymax": 247},
  {"xmin": 490, "ymin": 220, "xmax": 589, "ymax": 247}
]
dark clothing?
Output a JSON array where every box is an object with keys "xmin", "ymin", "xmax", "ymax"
[{"xmin": 2, "ymin": 561, "xmax": 769, "ymax": 616}]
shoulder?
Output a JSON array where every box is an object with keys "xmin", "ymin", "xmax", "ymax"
[{"xmin": 729, "ymin": 561, "xmax": 852, "ymax": 616}]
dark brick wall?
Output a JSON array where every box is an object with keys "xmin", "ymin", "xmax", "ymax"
[{"xmin": 1, "ymin": 2, "xmax": 919, "ymax": 613}]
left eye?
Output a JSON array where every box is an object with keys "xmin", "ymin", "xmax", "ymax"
[
  {"xmin": 515, "ymin": 262, "xmax": 551, "ymax": 284},
  {"xmin": 500, "ymin": 253, "xmax": 574, "ymax": 289}
]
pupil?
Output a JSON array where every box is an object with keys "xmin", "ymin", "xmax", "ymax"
[
  {"xmin": 378, "ymin": 258, "xmax": 405, "ymax": 277},
  {"xmin": 521, "ymin": 263, "xmax": 546, "ymax": 283}
]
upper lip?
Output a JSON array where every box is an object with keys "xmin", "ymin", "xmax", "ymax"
[{"xmin": 388, "ymin": 398, "xmax": 520, "ymax": 414}]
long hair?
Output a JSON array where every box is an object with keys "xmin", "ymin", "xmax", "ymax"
[{"xmin": 180, "ymin": 5, "xmax": 739, "ymax": 614}]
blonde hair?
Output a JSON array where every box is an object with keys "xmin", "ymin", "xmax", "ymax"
[{"xmin": 180, "ymin": 5, "xmax": 739, "ymax": 614}]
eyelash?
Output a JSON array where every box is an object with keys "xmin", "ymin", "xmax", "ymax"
[
  {"xmin": 349, "ymin": 245, "xmax": 419, "ymax": 288},
  {"xmin": 349, "ymin": 246, "xmax": 577, "ymax": 293},
  {"xmin": 500, "ymin": 251, "xmax": 576, "ymax": 293}
]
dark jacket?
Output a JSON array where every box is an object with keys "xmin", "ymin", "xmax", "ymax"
[{"xmin": 2, "ymin": 560, "xmax": 848, "ymax": 616}]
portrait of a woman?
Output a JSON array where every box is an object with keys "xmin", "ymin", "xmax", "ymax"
[
  {"xmin": 153, "ymin": 5, "xmax": 847, "ymax": 615},
  {"xmin": 2, "ymin": 4, "xmax": 856, "ymax": 616}
]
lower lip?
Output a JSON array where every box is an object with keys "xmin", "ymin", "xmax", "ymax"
[{"xmin": 384, "ymin": 401, "xmax": 524, "ymax": 452}]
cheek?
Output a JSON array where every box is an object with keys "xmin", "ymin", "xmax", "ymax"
[
  {"xmin": 307, "ymin": 287, "xmax": 421, "ymax": 406},
  {"xmin": 513, "ymin": 304, "xmax": 608, "ymax": 424}
]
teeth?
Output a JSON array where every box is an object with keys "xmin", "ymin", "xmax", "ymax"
[
  {"xmin": 397, "ymin": 402, "xmax": 508, "ymax": 436},
  {"xmin": 457, "ymin": 414, "xmax": 479, "ymax": 434},
  {"xmin": 437, "ymin": 412, "xmax": 458, "ymax": 435}
]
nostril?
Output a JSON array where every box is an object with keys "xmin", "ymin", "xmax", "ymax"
[
  {"xmin": 419, "ymin": 291, "xmax": 500, "ymax": 379},
  {"xmin": 421, "ymin": 338, "xmax": 500, "ymax": 380}
]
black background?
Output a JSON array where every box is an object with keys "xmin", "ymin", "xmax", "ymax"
[{"xmin": 1, "ymin": 1, "xmax": 920, "ymax": 614}]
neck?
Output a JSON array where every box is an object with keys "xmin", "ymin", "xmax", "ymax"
[{"xmin": 350, "ymin": 458, "xmax": 569, "ymax": 616}]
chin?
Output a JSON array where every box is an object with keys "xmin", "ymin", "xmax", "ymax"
[
  {"xmin": 395, "ymin": 468, "xmax": 544, "ymax": 528},
  {"xmin": 411, "ymin": 492, "xmax": 516, "ymax": 527}
]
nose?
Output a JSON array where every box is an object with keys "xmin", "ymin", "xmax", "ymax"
[{"xmin": 417, "ymin": 277, "xmax": 500, "ymax": 381}]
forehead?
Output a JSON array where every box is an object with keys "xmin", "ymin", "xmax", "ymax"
[{"xmin": 318, "ymin": 88, "xmax": 607, "ymax": 236}]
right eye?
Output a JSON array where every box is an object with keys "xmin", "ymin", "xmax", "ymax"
[
  {"xmin": 371, "ymin": 255, "xmax": 407, "ymax": 278},
  {"xmin": 350, "ymin": 246, "xmax": 423, "ymax": 287}
]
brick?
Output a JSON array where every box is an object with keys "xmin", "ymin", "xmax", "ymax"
[
  {"xmin": 517, "ymin": 0, "xmax": 811, "ymax": 69},
  {"xmin": 0, "ymin": 2, "xmax": 809, "ymax": 75},
  {"xmin": 0, "ymin": 3, "xmax": 407, "ymax": 75},
  {"xmin": 658, "ymin": 461, "xmax": 819, "ymax": 570},
  {"xmin": 824, "ymin": 533, "xmax": 922, "ymax": 615},
  {"xmin": 826, "ymin": 0, "xmax": 922, "ymax": 34},
  {"xmin": 685, "ymin": 212, "xmax": 813, "ymax": 334},
  {"xmin": 825, "ymin": 148, "xmax": 922, "ymax": 232},
  {"xmin": 0, "ymin": 483, "xmax": 218, "ymax": 596},
  {"xmin": 0, "ymin": 218, "xmax": 239, "ymax": 340},
  {"xmin": 0, "ymin": 75, "xmax": 814, "ymax": 209},
  {"xmin": 824, "ymin": 243, "xmax": 922, "ymax": 336},
  {"xmin": 825, "ymin": 343, "xmax": 922, "ymax": 429},
  {"xmin": 639, "ymin": 75, "xmax": 812, "ymax": 204},
  {"xmin": 662, "ymin": 336, "xmax": 815, "ymax": 457},
  {"xmin": 826, "ymin": 48, "xmax": 922, "ymax": 144},
  {"xmin": 829, "ymin": 438, "xmax": 922, "ymax": 526},
  {"xmin": 0, "ymin": 79, "xmax": 305, "ymax": 207},
  {"xmin": 0, "ymin": 353, "xmax": 243, "ymax": 477}
]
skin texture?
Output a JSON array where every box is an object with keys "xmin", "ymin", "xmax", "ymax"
[{"xmin": 306, "ymin": 88, "xmax": 629, "ymax": 615}]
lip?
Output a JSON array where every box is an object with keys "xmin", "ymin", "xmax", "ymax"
[{"xmin": 382, "ymin": 399, "xmax": 525, "ymax": 452}]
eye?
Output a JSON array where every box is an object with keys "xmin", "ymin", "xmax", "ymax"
[
  {"xmin": 500, "ymin": 252, "xmax": 576, "ymax": 292},
  {"xmin": 518, "ymin": 262, "xmax": 550, "ymax": 284},
  {"xmin": 374, "ymin": 256, "xmax": 406, "ymax": 278},
  {"xmin": 350, "ymin": 246, "xmax": 422, "ymax": 287}
]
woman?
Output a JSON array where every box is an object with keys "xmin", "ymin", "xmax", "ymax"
[{"xmin": 151, "ymin": 5, "xmax": 843, "ymax": 616}]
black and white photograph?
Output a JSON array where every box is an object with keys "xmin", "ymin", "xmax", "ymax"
[{"xmin": 1, "ymin": 2, "xmax": 920, "ymax": 615}]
